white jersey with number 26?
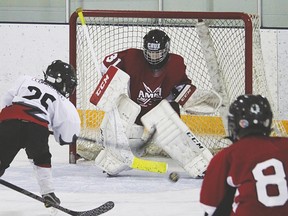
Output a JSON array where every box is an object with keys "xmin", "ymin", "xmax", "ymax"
[{"xmin": 0, "ymin": 75, "xmax": 80, "ymax": 144}]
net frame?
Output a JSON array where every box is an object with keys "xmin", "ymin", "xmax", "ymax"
[
  {"xmin": 69, "ymin": 10, "xmax": 264, "ymax": 163},
  {"xmin": 70, "ymin": 10, "xmax": 254, "ymax": 89}
]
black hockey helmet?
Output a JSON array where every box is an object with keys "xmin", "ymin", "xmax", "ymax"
[
  {"xmin": 143, "ymin": 29, "xmax": 170, "ymax": 69},
  {"xmin": 44, "ymin": 60, "xmax": 77, "ymax": 97},
  {"xmin": 228, "ymin": 94, "xmax": 273, "ymax": 142}
]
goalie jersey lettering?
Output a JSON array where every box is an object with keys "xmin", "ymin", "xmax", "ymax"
[
  {"xmin": 0, "ymin": 75, "xmax": 80, "ymax": 144},
  {"xmin": 200, "ymin": 136, "xmax": 288, "ymax": 216},
  {"xmin": 101, "ymin": 48, "xmax": 194, "ymax": 123}
]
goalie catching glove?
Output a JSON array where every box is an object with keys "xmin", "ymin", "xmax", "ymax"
[{"xmin": 172, "ymin": 84, "xmax": 222, "ymax": 114}]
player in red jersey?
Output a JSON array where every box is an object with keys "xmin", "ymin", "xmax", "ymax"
[
  {"xmin": 200, "ymin": 94, "xmax": 288, "ymax": 216},
  {"xmin": 0, "ymin": 60, "xmax": 80, "ymax": 208},
  {"xmin": 81, "ymin": 29, "xmax": 221, "ymax": 177}
]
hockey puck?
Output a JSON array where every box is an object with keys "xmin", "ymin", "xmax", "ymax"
[{"xmin": 169, "ymin": 172, "xmax": 179, "ymax": 182}]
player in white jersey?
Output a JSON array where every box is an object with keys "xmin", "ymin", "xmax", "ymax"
[{"xmin": 0, "ymin": 60, "xmax": 80, "ymax": 208}]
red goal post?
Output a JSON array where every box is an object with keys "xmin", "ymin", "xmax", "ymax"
[{"xmin": 69, "ymin": 9, "xmax": 285, "ymax": 163}]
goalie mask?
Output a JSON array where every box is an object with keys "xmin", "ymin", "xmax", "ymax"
[
  {"xmin": 44, "ymin": 60, "xmax": 77, "ymax": 98},
  {"xmin": 228, "ymin": 94, "xmax": 273, "ymax": 142},
  {"xmin": 143, "ymin": 29, "xmax": 170, "ymax": 69}
]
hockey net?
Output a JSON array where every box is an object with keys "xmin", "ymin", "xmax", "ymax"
[{"xmin": 69, "ymin": 10, "xmax": 286, "ymax": 163}]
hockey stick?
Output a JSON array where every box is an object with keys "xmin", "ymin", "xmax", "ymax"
[
  {"xmin": 78, "ymin": 127, "xmax": 168, "ymax": 174},
  {"xmin": 77, "ymin": 125, "xmax": 156, "ymax": 151},
  {"xmin": 0, "ymin": 178, "xmax": 114, "ymax": 216},
  {"xmin": 77, "ymin": 136, "xmax": 104, "ymax": 146},
  {"xmin": 76, "ymin": 7, "xmax": 101, "ymax": 74}
]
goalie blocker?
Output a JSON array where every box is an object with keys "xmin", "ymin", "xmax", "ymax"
[{"xmin": 90, "ymin": 65, "xmax": 130, "ymax": 112}]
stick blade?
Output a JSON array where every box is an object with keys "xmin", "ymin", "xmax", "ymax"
[{"xmin": 78, "ymin": 201, "xmax": 114, "ymax": 216}]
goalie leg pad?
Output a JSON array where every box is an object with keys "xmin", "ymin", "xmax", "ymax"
[
  {"xmin": 102, "ymin": 95, "xmax": 140, "ymax": 148},
  {"xmin": 77, "ymin": 95, "xmax": 140, "ymax": 161},
  {"xmin": 116, "ymin": 94, "xmax": 141, "ymax": 138},
  {"xmin": 95, "ymin": 105, "xmax": 136, "ymax": 175},
  {"xmin": 77, "ymin": 138, "xmax": 103, "ymax": 161},
  {"xmin": 95, "ymin": 149, "xmax": 132, "ymax": 176},
  {"xmin": 184, "ymin": 149, "xmax": 212, "ymax": 178},
  {"xmin": 141, "ymin": 99, "xmax": 213, "ymax": 178},
  {"xmin": 128, "ymin": 124, "xmax": 145, "ymax": 156}
]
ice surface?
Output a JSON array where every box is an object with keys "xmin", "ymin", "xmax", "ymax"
[{"xmin": 0, "ymin": 137, "xmax": 204, "ymax": 216}]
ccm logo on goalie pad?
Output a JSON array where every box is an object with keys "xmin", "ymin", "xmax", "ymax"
[
  {"xmin": 90, "ymin": 66, "xmax": 118, "ymax": 106},
  {"xmin": 187, "ymin": 132, "xmax": 204, "ymax": 149}
]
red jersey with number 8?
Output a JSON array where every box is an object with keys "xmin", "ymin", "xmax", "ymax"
[{"xmin": 200, "ymin": 135, "xmax": 288, "ymax": 216}]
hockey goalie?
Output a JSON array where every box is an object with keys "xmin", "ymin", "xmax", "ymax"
[{"xmin": 77, "ymin": 29, "xmax": 222, "ymax": 177}]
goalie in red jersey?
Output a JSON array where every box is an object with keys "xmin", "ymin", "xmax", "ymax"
[
  {"xmin": 80, "ymin": 29, "xmax": 222, "ymax": 177},
  {"xmin": 200, "ymin": 94, "xmax": 288, "ymax": 216},
  {"xmin": 99, "ymin": 29, "xmax": 193, "ymax": 125}
]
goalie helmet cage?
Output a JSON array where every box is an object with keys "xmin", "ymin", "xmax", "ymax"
[{"xmin": 69, "ymin": 9, "xmax": 285, "ymax": 163}]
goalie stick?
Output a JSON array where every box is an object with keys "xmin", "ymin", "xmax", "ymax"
[
  {"xmin": 50, "ymin": 125, "xmax": 156, "ymax": 152},
  {"xmin": 76, "ymin": 7, "xmax": 101, "ymax": 74},
  {"xmin": 77, "ymin": 125, "xmax": 156, "ymax": 151},
  {"xmin": 78, "ymin": 127, "xmax": 167, "ymax": 174},
  {"xmin": 0, "ymin": 179, "xmax": 114, "ymax": 216},
  {"xmin": 49, "ymin": 128, "xmax": 167, "ymax": 174}
]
